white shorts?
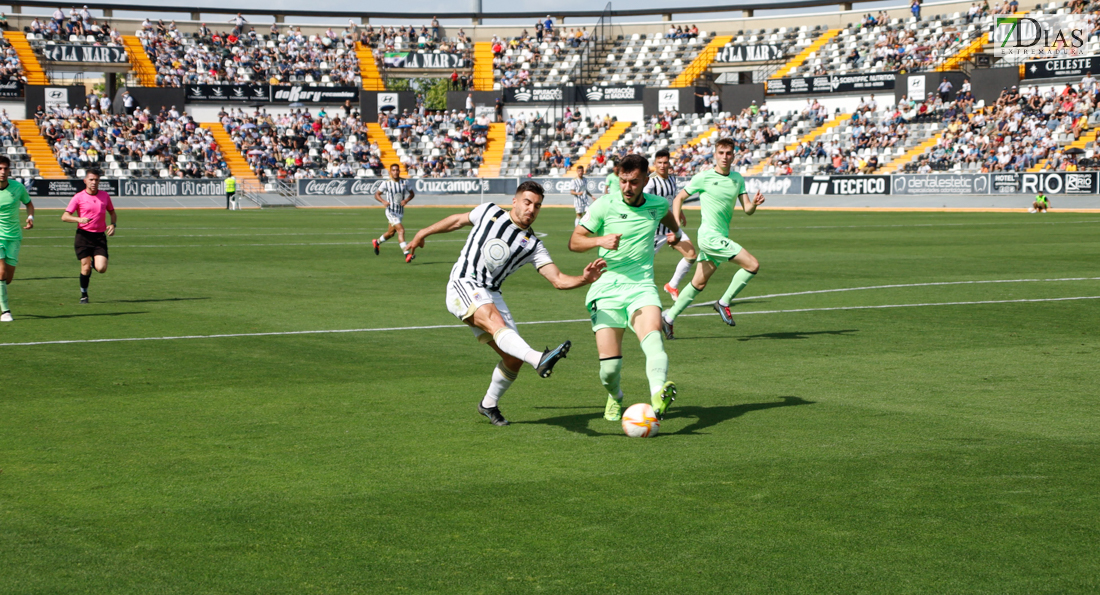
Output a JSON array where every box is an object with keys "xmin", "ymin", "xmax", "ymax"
[
  {"xmin": 653, "ymin": 229, "xmax": 690, "ymax": 253},
  {"xmin": 386, "ymin": 211, "xmax": 403, "ymax": 226},
  {"xmin": 573, "ymin": 196, "xmax": 590, "ymax": 214},
  {"xmin": 446, "ymin": 279, "xmax": 517, "ymax": 344}
]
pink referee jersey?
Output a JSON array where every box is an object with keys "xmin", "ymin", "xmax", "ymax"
[{"xmin": 66, "ymin": 190, "xmax": 115, "ymax": 233}]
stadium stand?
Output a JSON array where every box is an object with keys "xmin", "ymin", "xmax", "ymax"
[
  {"xmin": 893, "ymin": 82, "xmax": 1100, "ymax": 173},
  {"xmin": 5, "ymin": 30, "xmax": 47, "ymax": 85},
  {"xmin": 138, "ymin": 22, "xmax": 361, "ymax": 87},
  {"xmin": 0, "ymin": 34, "xmax": 28, "ymax": 84},
  {"xmin": 37, "ymin": 106, "xmax": 228, "ymax": 179},
  {"xmin": 0, "ymin": 114, "xmax": 48, "ymax": 179},
  {"xmin": 382, "ymin": 108, "xmax": 490, "ymax": 178},
  {"xmin": 0, "ymin": 0, "xmax": 1098, "ymax": 184},
  {"xmin": 601, "ymin": 33, "xmax": 709, "ymax": 88}
]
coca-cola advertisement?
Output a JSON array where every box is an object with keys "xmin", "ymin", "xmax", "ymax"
[
  {"xmin": 297, "ymin": 178, "xmax": 517, "ymax": 196},
  {"xmin": 298, "ymin": 179, "xmax": 383, "ymax": 196}
]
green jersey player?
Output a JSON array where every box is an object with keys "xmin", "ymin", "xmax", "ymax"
[
  {"xmin": 603, "ymin": 162, "xmax": 620, "ymax": 197},
  {"xmin": 570, "ymin": 154, "xmax": 684, "ymax": 421},
  {"xmin": 661, "ymin": 138, "xmax": 765, "ymax": 337},
  {"xmin": 0, "ymin": 155, "xmax": 35, "ymax": 322}
]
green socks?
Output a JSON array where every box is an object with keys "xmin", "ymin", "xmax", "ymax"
[
  {"xmin": 0, "ymin": 281, "xmax": 8, "ymax": 312},
  {"xmin": 599, "ymin": 357, "xmax": 623, "ymax": 400},
  {"xmin": 666, "ymin": 283, "xmax": 702, "ymax": 322},
  {"xmin": 719, "ymin": 269, "xmax": 756, "ymax": 307},
  {"xmin": 639, "ymin": 331, "xmax": 669, "ymax": 395}
]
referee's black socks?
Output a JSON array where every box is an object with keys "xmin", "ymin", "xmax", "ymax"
[{"xmin": 80, "ymin": 273, "xmax": 90, "ymax": 294}]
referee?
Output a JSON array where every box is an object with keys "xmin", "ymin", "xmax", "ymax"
[{"xmin": 61, "ymin": 169, "xmax": 115, "ymax": 304}]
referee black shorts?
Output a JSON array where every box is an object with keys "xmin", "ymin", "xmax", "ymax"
[{"xmin": 74, "ymin": 229, "xmax": 109, "ymax": 260}]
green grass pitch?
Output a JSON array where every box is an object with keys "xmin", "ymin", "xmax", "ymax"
[{"xmin": 2, "ymin": 206, "xmax": 1099, "ymax": 593}]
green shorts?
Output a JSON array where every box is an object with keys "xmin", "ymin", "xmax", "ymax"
[
  {"xmin": 586, "ymin": 282, "xmax": 663, "ymax": 332},
  {"xmin": 696, "ymin": 233, "xmax": 743, "ymax": 266},
  {"xmin": 0, "ymin": 238, "xmax": 20, "ymax": 266}
]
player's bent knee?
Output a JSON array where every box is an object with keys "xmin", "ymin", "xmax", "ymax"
[{"xmin": 500, "ymin": 355, "xmax": 523, "ymax": 373}]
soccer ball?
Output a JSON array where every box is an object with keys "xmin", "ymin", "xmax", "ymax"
[
  {"xmin": 481, "ymin": 238, "xmax": 512, "ymax": 271},
  {"xmin": 622, "ymin": 403, "xmax": 660, "ymax": 438}
]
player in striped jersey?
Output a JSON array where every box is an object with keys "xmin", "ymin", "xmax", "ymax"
[
  {"xmin": 371, "ymin": 164, "xmax": 416, "ymax": 262},
  {"xmin": 644, "ymin": 149, "xmax": 698, "ymax": 306},
  {"xmin": 570, "ymin": 165, "xmax": 594, "ymax": 227},
  {"xmin": 405, "ymin": 181, "xmax": 606, "ymax": 426}
]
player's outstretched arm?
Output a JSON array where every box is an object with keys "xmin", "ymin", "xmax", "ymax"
[
  {"xmin": 569, "ymin": 226, "xmax": 620, "ymax": 253},
  {"xmin": 537, "ymin": 258, "xmax": 606, "ymax": 290},
  {"xmin": 405, "ymin": 212, "xmax": 472, "ymax": 255},
  {"xmin": 740, "ymin": 190, "xmax": 765, "ymax": 215}
]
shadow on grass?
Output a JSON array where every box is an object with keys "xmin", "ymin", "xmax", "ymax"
[
  {"xmin": 101, "ymin": 297, "xmax": 211, "ymax": 304},
  {"xmin": 673, "ymin": 329, "xmax": 858, "ymax": 342},
  {"xmin": 736, "ymin": 329, "xmax": 858, "ymax": 342},
  {"xmin": 522, "ymin": 396, "xmax": 814, "ymax": 437},
  {"xmin": 21, "ymin": 311, "xmax": 149, "ymax": 320},
  {"xmin": 15, "ymin": 276, "xmax": 73, "ymax": 281}
]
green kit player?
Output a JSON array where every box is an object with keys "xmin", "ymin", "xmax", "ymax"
[
  {"xmin": 661, "ymin": 138, "xmax": 765, "ymax": 338},
  {"xmin": 570, "ymin": 154, "xmax": 684, "ymax": 421},
  {"xmin": 603, "ymin": 161, "xmax": 620, "ymax": 196},
  {"xmin": 0, "ymin": 155, "xmax": 35, "ymax": 322}
]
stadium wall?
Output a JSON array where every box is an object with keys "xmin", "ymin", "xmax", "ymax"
[
  {"xmin": 112, "ymin": 86, "xmax": 188, "ymax": 115},
  {"xmin": 360, "ymin": 91, "xmax": 418, "ymax": 116},
  {"xmin": 446, "ymin": 91, "xmax": 503, "ymax": 112},
  {"xmin": 24, "ymin": 85, "xmax": 86, "ymax": 113},
  {"xmin": 969, "ymin": 67, "xmax": 1023, "ymax": 105},
  {"xmin": 719, "ymin": 84, "xmax": 767, "ymax": 115}
]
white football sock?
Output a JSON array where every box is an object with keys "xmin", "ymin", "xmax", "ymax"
[
  {"xmin": 377, "ymin": 235, "xmax": 388, "ymax": 243},
  {"xmin": 481, "ymin": 363, "xmax": 518, "ymax": 408},
  {"xmin": 668, "ymin": 258, "xmax": 695, "ymax": 289},
  {"xmin": 574, "ymin": 217, "xmax": 581, "ymax": 226},
  {"xmin": 493, "ymin": 328, "xmax": 543, "ymax": 368}
]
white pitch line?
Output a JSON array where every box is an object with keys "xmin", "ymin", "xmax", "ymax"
[
  {"xmin": 2, "ymin": 295, "xmax": 1097, "ymax": 348},
  {"xmin": 24, "ymin": 239, "xmax": 473, "ymax": 249},
  {"xmin": 727, "ymin": 276, "xmax": 1100, "ymax": 303}
]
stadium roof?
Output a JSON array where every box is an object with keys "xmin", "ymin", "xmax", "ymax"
[{"xmin": 10, "ymin": 0, "xmax": 885, "ymax": 19}]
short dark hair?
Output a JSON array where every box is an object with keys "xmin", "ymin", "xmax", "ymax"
[
  {"xmin": 85, "ymin": 168, "xmax": 103, "ymax": 178},
  {"xmin": 654, "ymin": 149, "xmax": 671, "ymax": 160},
  {"xmin": 618, "ymin": 154, "xmax": 649, "ymax": 176},
  {"xmin": 0, "ymin": 155, "xmax": 9, "ymax": 167},
  {"xmin": 515, "ymin": 180, "xmax": 544, "ymax": 198},
  {"xmin": 715, "ymin": 138, "xmax": 736, "ymax": 150}
]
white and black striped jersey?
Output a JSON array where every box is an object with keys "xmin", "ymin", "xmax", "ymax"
[
  {"xmin": 644, "ymin": 175, "xmax": 679, "ymax": 237},
  {"xmin": 449, "ymin": 202, "xmax": 553, "ymax": 292},
  {"xmin": 378, "ymin": 178, "xmax": 410, "ymax": 218},
  {"xmin": 572, "ymin": 176, "xmax": 592, "ymax": 198}
]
